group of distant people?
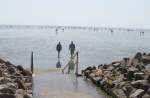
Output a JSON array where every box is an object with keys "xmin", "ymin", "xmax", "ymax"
[{"xmin": 56, "ymin": 41, "xmax": 75, "ymax": 59}]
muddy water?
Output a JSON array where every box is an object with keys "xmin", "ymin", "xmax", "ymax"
[{"xmin": 33, "ymin": 70, "xmax": 111, "ymax": 98}]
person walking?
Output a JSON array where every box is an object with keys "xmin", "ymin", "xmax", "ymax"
[
  {"xmin": 69, "ymin": 41, "xmax": 75, "ymax": 58},
  {"xmin": 56, "ymin": 41, "xmax": 62, "ymax": 58}
]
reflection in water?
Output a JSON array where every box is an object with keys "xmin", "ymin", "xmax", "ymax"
[
  {"xmin": 70, "ymin": 72, "xmax": 78, "ymax": 90},
  {"xmin": 33, "ymin": 70, "xmax": 111, "ymax": 98}
]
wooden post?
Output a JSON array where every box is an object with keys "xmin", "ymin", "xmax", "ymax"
[
  {"xmin": 31, "ymin": 51, "xmax": 34, "ymax": 73},
  {"xmin": 75, "ymin": 52, "xmax": 78, "ymax": 75}
]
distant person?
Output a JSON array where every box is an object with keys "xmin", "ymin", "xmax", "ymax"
[
  {"xmin": 56, "ymin": 28, "xmax": 58, "ymax": 35},
  {"xmin": 69, "ymin": 41, "xmax": 75, "ymax": 58},
  {"xmin": 140, "ymin": 31, "xmax": 144, "ymax": 36},
  {"xmin": 56, "ymin": 42, "xmax": 62, "ymax": 58}
]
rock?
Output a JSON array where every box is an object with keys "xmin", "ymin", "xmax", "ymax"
[
  {"xmin": 0, "ymin": 58, "xmax": 32, "ymax": 98},
  {"xmin": 124, "ymin": 71, "xmax": 134, "ymax": 81},
  {"xmin": 16, "ymin": 89, "xmax": 24, "ymax": 95},
  {"xmin": 7, "ymin": 67, "xmax": 16, "ymax": 74},
  {"xmin": 5, "ymin": 61, "xmax": 14, "ymax": 67},
  {"xmin": 0, "ymin": 86, "xmax": 15, "ymax": 94},
  {"xmin": 27, "ymin": 90, "xmax": 32, "ymax": 94},
  {"xmin": 21, "ymin": 70, "xmax": 32, "ymax": 76},
  {"xmin": 134, "ymin": 72, "xmax": 145, "ymax": 81},
  {"xmin": 0, "ymin": 70, "xmax": 3, "ymax": 77},
  {"xmin": 111, "ymin": 89, "xmax": 126, "ymax": 98},
  {"xmin": 106, "ymin": 66, "xmax": 114, "ymax": 71},
  {"xmin": 82, "ymin": 52, "xmax": 150, "ymax": 98},
  {"xmin": 122, "ymin": 84, "xmax": 133, "ymax": 97},
  {"xmin": 95, "ymin": 69, "xmax": 103, "ymax": 76},
  {"xmin": 131, "ymin": 80, "xmax": 149, "ymax": 91},
  {"xmin": 129, "ymin": 89, "xmax": 145, "ymax": 98},
  {"xmin": 15, "ymin": 79, "xmax": 26, "ymax": 90},
  {"xmin": 0, "ymin": 58, "xmax": 6, "ymax": 63},
  {"xmin": 25, "ymin": 83, "xmax": 32, "ymax": 90},
  {"xmin": 148, "ymin": 88, "xmax": 150, "ymax": 94},
  {"xmin": 17, "ymin": 65, "xmax": 24, "ymax": 72},
  {"xmin": 24, "ymin": 93, "xmax": 32, "ymax": 98},
  {"xmin": 147, "ymin": 74, "xmax": 150, "ymax": 83},
  {"xmin": 142, "ymin": 56, "xmax": 150, "ymax": 65},
  {"xmin": 0, "ymin": 93, "xmax": 15, "ymax": 98},
  {"xmin": 142, "ymin": 94, "xmax": 150, "ymax": 98},
  {"xmin": 6, "ymin": 83, "xmax": 17, "ymax": 89},
  {"xmin": 0, "ymin": 77, "xmax": 12, "ymax": 84},
  {"xmin": 134, "ymin": 52, "xmax": 142, "ymax": 62}
]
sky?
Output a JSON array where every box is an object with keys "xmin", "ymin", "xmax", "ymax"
[{"xmin": 0, "ymin": 0, "xmax": 150, "ymax": 29}]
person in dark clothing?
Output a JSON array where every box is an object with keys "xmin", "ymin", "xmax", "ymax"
[
  {"xmin": 56, "ymin": 42, "xmax": 62, "ymax": 58},
  {"xmin": 69, "ymin": 41, "xmax": 75, "ymax": 58}
]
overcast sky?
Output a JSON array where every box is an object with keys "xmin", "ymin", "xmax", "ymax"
[{"xmin": 0, "ymin": 0, "xmax": 150, "ymax": 29}]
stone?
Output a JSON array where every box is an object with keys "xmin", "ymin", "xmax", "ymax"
[
  {"xmin": 25, "ymin": 83, "xmax": 32, "ymax": 90},
  {"xmin": 129, "ymin": 89, "xmax": 145, "ymax": 98},
  {"xmin": 0, "ymin": 70, "xmax": 3, "ymax": 77},
  {"xmin": 24, "ymin": 93, "xmax": 32, "ymax": 98},
  {"xmin": 125, "ymin": 71, "xmax": 134, "ymax": 81},
  {"xmin": 21, "ymin": 70, "xmax": 32, "ymax": 76},
  {"xmin": 6, "ymin": 83, "xmax": 17, "ymax": 89},
  {"xmin": 0, "ymin": 86, "xmax": 15, "ymax": 94},
  {"xmin": 16, "ymin": 89, "xmax": 24, "ymax": 95},
  {"xmin": 7, "ymin": 67, "xmax": 16, "ymax": 74},
  {"xmin": 142, "ymin": 94, "xmax": 150, "ymax": 98},
  {"xmin": 134, "ymin": 72, "xmax": 144, "ymax": 81},
  {"xmin": 27, "ymin": 90, "xmax": 32, "ymax": 94},
  {"xmin": 134, "ymin": 52, "xmax": 142, "ymax": 62},
  {"xmin": 111, "ymin": 89, "xmax": 126, "ymax": 98},
  {"xmin": 147, "ymin": 74, "xmax": 150, "ymax": 83},
  {"xmin": 0, "ymin": 77, "xmax": 12, "ymax": 84},
  {"xmin": 17, "ymin": 65, "xmax": 24, "ymax": 72},
  {"xmin": 0, "ymin": 93, "xmax": 15, "ymax": 98},
  {"xmin": 15, "ymin": 79, "xmax": 26, "ymax": 90},
  {"xmin": 142, "ymin": 56, "xmax": 150, "ymax": 65},
  {"xmin": 106, "ymin": 66, "xmax": 114, "ymax": 71},
  {"xmin": 5, "ymin": 61, "xmax": 14, "ymax": 67},
  {"xmin": 131, "ymin": 80, "xmax": 149, "ymax": 91}
]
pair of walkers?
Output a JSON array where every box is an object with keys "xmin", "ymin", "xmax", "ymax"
[{"xmin": 56, "ymin": 41, "xmax": 75, "ymax": 59}]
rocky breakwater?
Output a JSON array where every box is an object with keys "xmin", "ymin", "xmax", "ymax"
[
  {"xmin": 0, "ymin": 58, "xmax": 33, "ymax": 98},
  {"xmin": 82, "ymin": 52, "xmax": 150, "ymax": 98}
]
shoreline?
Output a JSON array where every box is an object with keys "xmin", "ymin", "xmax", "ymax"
[
  {"xmin": 0, "ymin": 58, "xmax": 33, "ymax": 98},
  {"xmin": 82, "ymin": 52, "xmax": 150, "ymax": 98}
]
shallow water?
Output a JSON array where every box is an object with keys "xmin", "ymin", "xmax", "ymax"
[
  {"xmin": 0, "ymin": 27, "xmax": 150, "ymax": 70},
  {"xmin": 33, "ymin": 70, "xmax": 111, "ymax": 98}
]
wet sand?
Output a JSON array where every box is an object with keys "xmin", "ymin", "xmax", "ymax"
[{"xmin": 33, "ymin": 69, "xmax": 111, "ymax": 98}]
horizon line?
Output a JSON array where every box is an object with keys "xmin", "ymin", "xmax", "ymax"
[{"xmin": 0, "ymin": 24, "xmax": 150, "ymax": 31}]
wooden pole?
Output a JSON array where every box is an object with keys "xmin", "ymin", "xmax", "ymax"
[
  {"xmin": 31, "ymin": 51, "xmax": 34, "ymax": 73},
  {"xmin": 75, "ymin": 52, "xmax": 78, "ymax": 75}
]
